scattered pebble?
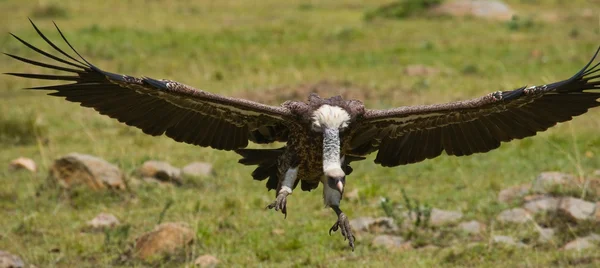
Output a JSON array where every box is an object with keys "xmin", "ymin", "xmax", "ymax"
[
  {"xmin": 194, "ymin": 254, "xmax": 219, "ymax": 268},
  {"xmin": 134, "ymin": 222, "xmax": 194, "ymax": 260},
  {"xmin": 49, "ymin": 153, "xmax": 125, "ymax": 190},
  {"xmin": 458, "ymin": 220, "xmax": 486, "ymax": 235},
  {"xmin": 429, "ymin": 208, "xmax": 463, "ymax": 227},
  {"xmin": 86, "ymin": 213, "xmax": 120, "ymax": 231},
  {"xmin": 496, "ymin": 208, "xmax": 530, "ymax": 224},
  {"xmin": 8, "ymin": 157, "xmax": 37, "ymax": 173},
  {"xmin": 137, "ymin": 160, "xmax": 182, "ymax": 185},
  {"xmin": 182, "ymin": 162, "xmax": 214, "ymax": 177}
]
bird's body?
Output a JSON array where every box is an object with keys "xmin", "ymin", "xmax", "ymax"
[{"xmin": 6, "ymin": 20, "xmax": 600, "ymax": 250}]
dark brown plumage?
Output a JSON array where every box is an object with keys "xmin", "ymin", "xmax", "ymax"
[{"xmin": 5, "ymin": 20, "xmax": 600, "ymax": 250}]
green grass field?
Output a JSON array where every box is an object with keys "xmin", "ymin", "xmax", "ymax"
[{"xmin": 1, "ymin": 0, "xmax": 600, "ymax": 267}]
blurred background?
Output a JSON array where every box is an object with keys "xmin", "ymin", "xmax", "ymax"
[{"xmin": 1, "ymin": 0, "xmax": 600, "ymax": 267}]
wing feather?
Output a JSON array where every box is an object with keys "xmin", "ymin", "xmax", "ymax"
[
  {"xmin": 356, "ymin": 47, "xmax": 600, "ymax": 167},
  {"xmin": 5, "ymin": 21, "xmax": 293, "ymax": 150}
]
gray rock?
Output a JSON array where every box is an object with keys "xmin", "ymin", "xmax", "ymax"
[
  {"xmin": 429, "ymin": 0, "xmax": 514, "ymax": 21},
  {"xmin": 492, "ymin": 235, "xmax": 526, "ymax": 247},
  {"xmin": 498, "ymin": 184, "xmax": 530, "ymax": 203},
  {"xmin": 458, "ymin": 220, "xmax": 486, "ymax": 235},
  {"xmin": 349, "ymin": 217, "xmax": 374, "ymax": 232},
  {"xmin": 49, "ymin": 153, "xmax": 125, "ymax": 190},
  {"xmin": 350, "ymin": 217, "xmax": 398, "ymax": 234},
  {"xmin": 523, "ymin": 197, "xmax": 559, "ymax": 214},
  {"xmin": 558, "ymin": 197, "xmax": 596, "ymax": 221},
  {"xmin": 531, "ymin": 172, "xmax": 576, "ymax": 194},
  {"xmin": 86, "ymin": 213, "xmax": 120, "ymax": 231},
  {"xmin": 134, "ymin": 222, "xmax": 194, "ymax": 260},
  {"xmin": 194, "ymin": 254, "xmax": 219, "ymax": 267},
  {"xmin": 496, "ymin": 208, "xmax": 530, "ymax": 224},
  {"xmin": 182, "ymin": 162, "xmax": 213, "ymax": 177},
  {"xmin": 537, "ymin": 228, "xmax": 555, "ymax": 243},
  {"xmin": 138, "ymin": 160, "xmax": 182, "ymax": 185},
  {"xmin": 429, "ymin": 208, "xmax": 463, "ymax": 226},
  {"xmin": 8, "ymin": 157, "xmax": 37, "ymax": 173},
  {"xmin": 371, "ymin": 235, "xmax": 412, "ymax": 250},
  {"xmin": 563, "ymin": 234, "xmax": 600, "ymax": 251},
  {"xmin": 0, "ymin": 250, "xmax": 24, "ymax": 268}
]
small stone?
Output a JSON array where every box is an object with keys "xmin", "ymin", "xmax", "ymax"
[
  {"xmin": 531, "ymin": 172, "xmax": 576, "ymax": 194},
  {"xmin": 271, "ymin": 229, "xmax": 285, "ymax": 236},
  {"xmin": 429, "ymin": 208, "xmax": 463, "ymax": 226},
  {"xmin": 457, "ymin": 220, "xmax": 486, "ymax": 235},
  {"xmin": 49, "ymin": 153, "xmax": 125, "ymax": 190},
  {"xmin": 182, "ymin": 162, "xmax": 214, "ymax": 177},
  {"xmin": 349, "ymin": 217, "xmax": 374, "ymax": 232},
  {"xmin": 498, "ymin": 184, "xmax": 530, "ymax": 203},
  {"xmin": 349, "ymin": 217, "xmax": 398, "ymax": 234},
  {"xmin": 537, "ymin": 228, "xmax": 555, "ymax": 243},
  {"xmin": 595, "ymin": 202, "xmax": 600, "ymax": 222},
  {"xmin": 492, "ymin": 235, "xmax": 526, "ymax": 247},
  {"xmin": 194, "ymin": 254, "xmax": 219, "ymax": 268},
  {"xmin": 523, "ymin": 197, "xmax": 559, "ymax": 214},
  {"xmin": 343, "ymin": 188, "xmax": 359, "ymax": 201},
  {"xmin": 563, "ymin": 234, "xmax": 600, "ymax": 251},
  {"xmin": 86, "ymin": 213, "xmax": 120, "ymax": 231},
  {"xmin": 8, "ymin": 157, "xmax": 37, "ymax": 173},
  {"xmin": 403, "ymin": 65, "xmax": 439, "ymax": 76},
  {"xmin": 497, "ymin": 208, "xmax": 530, "ymax": 224},
  {"xmin": 134, "ymin": 222, "xmax": 194, "ymax": 260},
  {"xmin": 0, "ymin": 250, "xmax": 24, "ymax": 268},
  {"xmin": 429, "ymin": 0, "xmax": 515, "ymax": 21},
  {"xmin": 137, "ymin": 161, "xmax": 182, "ymax": 185},
  {"xmin": 558, "ymin": 197, "xmax": 596, "ymax": 222},
  {"xmin": 371, "ymin": 235, "xmax": 411, "ymax": 250}
]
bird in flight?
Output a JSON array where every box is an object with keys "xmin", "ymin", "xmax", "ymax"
[{"xmin": 6, "ymin": 20, "xmax": 600, "ymax": 250}]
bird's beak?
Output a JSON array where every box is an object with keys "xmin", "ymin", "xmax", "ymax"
[{"xmin": 336, "ymin": 180, "xmax": 344, "ymax": 193}]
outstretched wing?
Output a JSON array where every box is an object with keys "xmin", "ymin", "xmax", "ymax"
[
  {"xmin": 5, "ymin": 20, "xmax": 293, "ymax": 150},
  {"xmin": 349, "ymin": 47, "xmax": 600, "ymax": 167}
]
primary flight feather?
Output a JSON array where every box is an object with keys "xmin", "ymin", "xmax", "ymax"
[{"xmin": 6, "ymin": 20, "xmax": 600, "ymax": 250}]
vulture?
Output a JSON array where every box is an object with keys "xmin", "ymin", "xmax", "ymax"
[{"xmin": 5, "ymin": 20, "xmax": 600, "ymax": 250}]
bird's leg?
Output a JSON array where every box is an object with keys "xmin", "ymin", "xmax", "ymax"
[
  {"xmin": 267, "ymin": 167, "xmax": 297, "ymax": 218},
  {"xmin": 329, "ymin": 205, "xmax": 355, "ymax": 251}
]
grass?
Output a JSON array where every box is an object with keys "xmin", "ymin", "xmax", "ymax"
[{"xmin": 1, "ymin": 0, "xmax": 600, "ymax": 266}]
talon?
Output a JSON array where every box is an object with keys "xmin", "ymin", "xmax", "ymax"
[
  {"xmin": 267, "ymin": 192, "xmax": 289, "ymax": 218},
  {"xmin": 330, "ymin": 212, "xmax": 355, "ymax": 250}
]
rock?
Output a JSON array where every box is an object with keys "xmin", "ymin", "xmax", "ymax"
[
  {"xmin": 86, "ymin": 213, "xmax": 120, "ymax": 231},
  {"xmin": 403, "ymin": 65, "xmax": 439, "ymax": 76},
  {"xmin": 429, "ymin": 0, "xmax": 515, "ymax": 21},
  {"xmin": 557, "ymin": 197, "xmax": 596, "ymax": 222},
  {"xmin": 496, "ymin": 208, "xmax": 530, "ymax": 224},
  {"xmin": 563, "ymin": 234, "xmax": 600, "ymax": 251},
  {"xmin": 194, "ymin": 254, "xmax": 219, "ymax": 268},
  {"xmin": 492, "ymin": 235, "xmax": 526, "ymax": 247},
  {"xmin": 343, "ymin": 188, "xmax": 359, "ymax": 201},
  {"xmin": 537, "ymin": 228, "xmax": 555, "ymax": 243},
  {"xmin": 8, "ymin": 157, "xmax": 37, "ymax": 173},
  {"xmin": 458, "ymin": 220, "xmax": 486, "ymax": 235},
  {"xmin": 429, "ymin": 208, "xmax": 463, "ymax": 226},
  {"xmin": 0, "ymin": 251, "xmax": 24, "ymax": 268},
  {"xmin": 134, "ymin": 222, "xmax": 194, "ymax": 260},
  {"xmin": 523, "ymin": 197, "xmax": 559, "ymax": 214},
  {"xmin": 595, "ymin": 202, "xmax": 600, "ymax": 222},
  {"xmin": 498, "ymin": 184, "xmax": 530, "ymax": 203},
  {"xmin": 530, "ymin": 172, "xmax": 576, "ymax": 194},
  {"xmin": 271, "ymin": 229, "xmax": 285, "ymax": 236},
  {"xmin": 137, "ymin": 161, "xmax": 182, "ymax": 185},
  {"xmin": 182, "ymin": 162, "xmax": 214, "ymax": 177},
  {"xmin": 49, "ymin": 153, "xmax": 125, "ymax": 190},
  {"xmin": 349, "ymin": 217, "xmax": 398, "ymax": 234},
  {"xmin": 371, "ymin": 235, "xmax": 412, "ymax": 250}
]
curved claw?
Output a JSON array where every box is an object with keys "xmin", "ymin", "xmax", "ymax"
[
  {"xmin": 266, "ymin": 193, "xmax": 289, "ymax": 218},
  {"xmin": 329, "ymin": 212, "xmax": 355, "ymax": 251}
]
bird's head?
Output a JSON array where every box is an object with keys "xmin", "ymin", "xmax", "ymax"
[{"xmin": 325, "ymin": 166, "xmax": 346, "ymax": 193}]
